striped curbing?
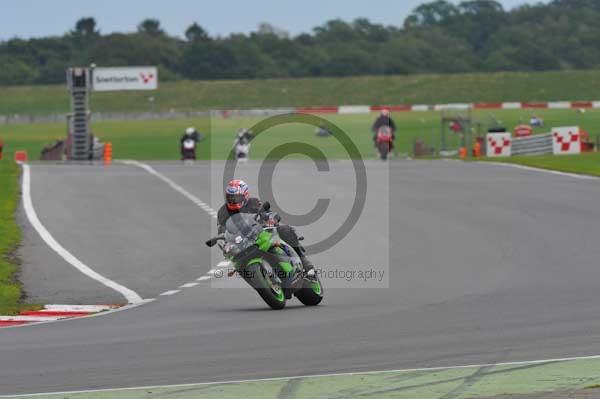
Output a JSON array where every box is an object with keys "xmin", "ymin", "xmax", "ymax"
[{"xmin": 0, "ymin": 304, "xmax": 121, "ymax": 328}]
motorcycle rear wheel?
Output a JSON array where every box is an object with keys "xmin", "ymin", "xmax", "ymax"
[{"xmin": 295, "ymin": 275, "xmax": 324, "ymax": 306}]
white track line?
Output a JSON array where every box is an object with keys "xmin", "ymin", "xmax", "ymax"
[
  {"xmin": 21, "ymin": 164, "xmax": 143, "ymax": 304},
  {"xmin": 159, "ymin": 290, "xmax": 181, "ymax": 296},
  {"xmin": 480, "ymin": 161, "xmax": 599, "ymax": 180},
  {"xmin": 4, "ymin": 353, "xmax": 600, "ymax": 398},
  {"xmin": 179, "ymin": 282, "xmax": 199, "ymax": 288},
  {"xmin": 120, "ymin": 160, "xmax": 227, "ymax": 288},
  {"xmin": 121, "ymin": 160, "xmax": 219, "ymax": 219}
]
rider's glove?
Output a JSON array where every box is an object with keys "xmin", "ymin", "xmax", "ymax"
[{"xmin": 263, "ymin": 211, "xmax": 281, "ymax": 227}]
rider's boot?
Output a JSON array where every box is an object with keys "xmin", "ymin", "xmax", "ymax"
[{"xmin": 296, "ymin": 249, "xmax": 316, "ymax": 278}]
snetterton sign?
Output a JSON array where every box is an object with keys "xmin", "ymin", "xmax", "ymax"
[{"xmin": 92, "ymin": 66, "xmax": 158, "ymax": 91}]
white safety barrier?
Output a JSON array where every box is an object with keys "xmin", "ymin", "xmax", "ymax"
[
  {"xmin": 4, "ymin": 100, "xmax": 600, "ymax": 125},
  {"xmin": 486, "ymin": 132, "xmax": 512, "ymax": 157},
  {"xmin": 548, "ymin": 101, "xmax": 571, "ymax": 109},
  {"xmin": 338, "ymin": 105, "xmax": 371, "ymax": 114},
  {"xmin": 434, "ymin": 103, "xmax": 471, "ymax": 111},
  {"xmin": 552, "ymin": 126, "xmax": 581, "ymax": 155}
]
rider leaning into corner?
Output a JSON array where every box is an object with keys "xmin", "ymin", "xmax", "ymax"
[
  {"xmin": 217, "ymin": 179, "xmax": 316, "ymax": 277},
  {"xmin": 371, "ymin": 109, "xmax": 397, "ymax": 146}
]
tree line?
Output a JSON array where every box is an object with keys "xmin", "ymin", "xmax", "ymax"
[{"xmin": 1, "ymin": 0, "xmax": 600, "ymax": 86}]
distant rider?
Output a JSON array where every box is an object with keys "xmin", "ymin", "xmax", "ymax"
[
  {"xmin": 180, "ymin": 127, "xmax": 202, "ymax": 144},
  {"xmin": 234, "ymin": 128, "xmax": 252, "ymax": 161},
  {"xmin": 217, "ymin": 179, "xmax": 316, "ymax": 275},
  {"xmin": 371, "ymin": 109, "xmax": 396, "ymax": 146},
  {"xmin": 234, "ymin": 128, "xmax": 253, "ymax": 145}
]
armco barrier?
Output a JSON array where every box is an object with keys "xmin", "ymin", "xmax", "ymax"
[
  {"xmin": 338, "ymin": 105, "xmax": 370, "ymax": 114},
  {"xmin": 371, "ymin": 105, "xmax": 412, "ymax": 112},
  {"xmin": 511, "ymin": 133, "xmax": 553, "ymax": 156},
  {"xmin": 3, "ymin": 100, "xmax": 600, "ymax": 125},
  {"xmin": 548, "ymin": 101, "xmax": 571, "ymax": 109},
  {"xmin": 502, "ymin": 102, "xmax": 522, "ymax": 109},
  {"xmin": 295, "ymin": 106, "xmax": 338, "ymax": 114},
  {"xmin": 522, "ymin": 102, "xmax": 548, "ymax": 109},
  {"xmin": 474, "ymin": 102, "xmax": 503, "ymax": 109},
  {"xmin": 572, "ymin": 101, "xmax": 593, "ymax": 108},
  {"xmin": 434, "ymin": 103, "xmax": 470, "ymax": 111}
]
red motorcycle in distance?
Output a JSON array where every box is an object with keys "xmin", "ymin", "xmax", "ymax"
[{"xmin": 376, "ymin": 126, "xmax": 394, "ymax": 160}]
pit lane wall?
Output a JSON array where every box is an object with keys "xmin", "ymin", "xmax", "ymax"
[{"xmin": 2, "ymin": 101, "xmax": 600, "ymax": 125}]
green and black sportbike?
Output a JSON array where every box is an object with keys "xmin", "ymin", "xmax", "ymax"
[{"xmin": 206, "ymin": 202, "xmax": 323, "ymax": 310}]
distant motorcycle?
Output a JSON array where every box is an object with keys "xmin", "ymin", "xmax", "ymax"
[
  {"xmin": 181, "ymin": 138, "xmax": 196, "ymax": 161},
  {"xmin": 235, "ymin": 137, "xmax": 250, "ymax": 162},
  {"xmin": 376, "ymin": 126, "xmax": 394, "ymax": 160},
  {"xmin": 206, "ymin": 202, "xmax": 324, "ymax": 310}
]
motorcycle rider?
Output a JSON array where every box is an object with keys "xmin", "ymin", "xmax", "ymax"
[
  {"xmin": 180, "ymin": 127, "xmax": 202, "ymax": 144},
  {"xmin": 234, "ymin": 128, "xmax": 252, "ymax": 160},
  {"xmin": 234, "ymin": 128, "xmax": 253, "ymax": 144},
  {"xmin": 217, "ymin": 179, "xmax": 316, "ymax": 276},
  {"xmin": 371, "ymin": 109, "xmax": 397, "ymax": 147}
]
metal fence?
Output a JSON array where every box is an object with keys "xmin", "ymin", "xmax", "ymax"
[{"xmin": 511, "ymin": 133, "xmax": 553, "ymax": 156}]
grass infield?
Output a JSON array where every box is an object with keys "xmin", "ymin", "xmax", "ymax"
[
  {"xmin": 485, "ymin": 152, "xmax": 600, "ymax": 177},
  {"xmin": 3, "ymin": 70, "xmax": 600, "ymax": 115},
  {"xmin": 0, "ymin": 160, "xmax": 23, "ymax": 314},
  {"xmin": 1, "ymin": 108, "xmax": 599, "ymax": 160},
  {"xmin": 0, "ymin": 109, "xmax": 598, "ymax": 179}
]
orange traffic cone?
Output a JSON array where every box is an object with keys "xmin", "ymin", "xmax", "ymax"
[
  {"xmin": 103, "ymin": 142, "xmax": 113, "ymax": 165},
  {"xmin": 473, "ymin": 142, "xmax": 481, "ymax": 158}
]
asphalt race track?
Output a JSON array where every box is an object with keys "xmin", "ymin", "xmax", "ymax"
[{"xmin": 2, "ymin": 160, "xmax": 600, "ymax": 396}]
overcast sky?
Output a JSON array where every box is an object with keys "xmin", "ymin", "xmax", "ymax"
[{"xmin": 1, "ymin": 0, "xmax": 548, "ymax": 40}]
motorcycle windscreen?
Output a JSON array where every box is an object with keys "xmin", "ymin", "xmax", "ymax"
[{"xmin": 224, "ymin": 213, "xmax": 263, "ymax": 255}]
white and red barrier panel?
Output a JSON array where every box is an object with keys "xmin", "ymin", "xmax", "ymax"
[
  {"xmin": 292, "ymin": 101, "xmax": 600, "ymax": 114},
  {"xmin": 486, "ymin": 132, "xmax": 512, "ymax": 157},
  {"xmin": 295, "ymin": 106, "xmax": 339, "ymax": 114},
  {"xmin": 552, "ymin": 126, "xmax": 581, "ymax": 155}
]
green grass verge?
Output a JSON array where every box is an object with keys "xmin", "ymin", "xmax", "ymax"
[
  {"xmin": 9, "ymin": 358, "xmax": 600, "ymax": 399},
  {"xmin": 3, "ymin": 70, "xmax": 600, "ymax": 115},
  {"xmin": 1, "ymin": 108, "xmax": 599, "ymax": 161},
  {"xmin": 486, "ymin": 152, "xmax": 600, "ymax": 177},
  {"xmin": 0, "ymin": 160, "xmax": 23, "ymax": 314}
]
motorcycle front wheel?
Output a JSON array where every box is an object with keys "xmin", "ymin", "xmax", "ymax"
[
  {"xmin": 245, "ymin": 263, "xmax": 286, "ymax": 310},
  {"xmin": 378, "ymin": 142, "xmax": 389, "ymax": 160}
]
